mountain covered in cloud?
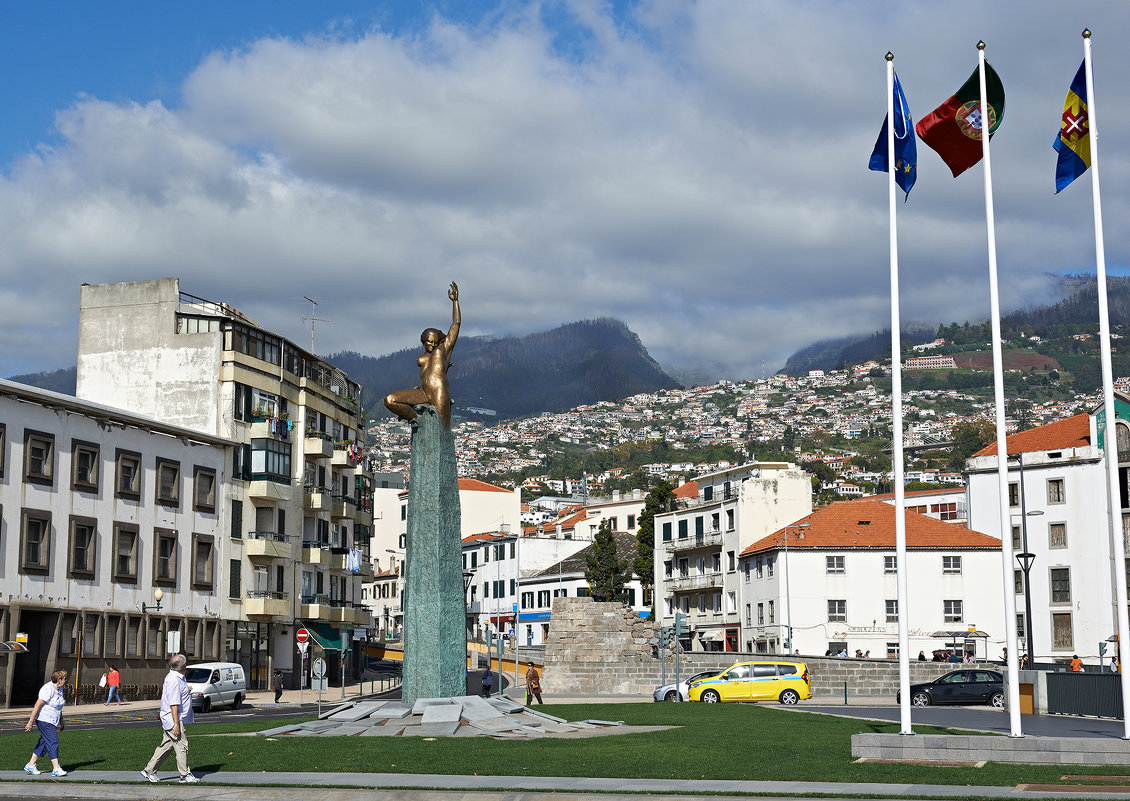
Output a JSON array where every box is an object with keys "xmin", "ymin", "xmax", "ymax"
[{"xmin": 331, "ymin": 318, "xmax": 681, "ymax": 421}]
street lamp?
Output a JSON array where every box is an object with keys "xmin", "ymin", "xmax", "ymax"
[
  {"xmin": 1009, "ymin": 453, "xmax": 1041, "ymax": 663},
  {"xmin": 782, "ymin": 522, "xmax": 810, "ymax": 653},
  {"xmin": 140, "ymin": 588, "xmax": 163, "ymax": 614}
]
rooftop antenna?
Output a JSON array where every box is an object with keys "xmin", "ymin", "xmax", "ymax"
[{"xmin": 302, "ymin": 296, "xmax": 329, "ymax": 354}]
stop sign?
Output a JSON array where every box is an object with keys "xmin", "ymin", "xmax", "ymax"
[{"xmin": 296, "ymin": 628, "xmax": 310, "ymax": 645}]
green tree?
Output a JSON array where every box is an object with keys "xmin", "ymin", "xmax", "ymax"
[
  {"xmin": 585, "ymin": 520, "xmax": 631, "ymax": 602},
  {"xmin": 633, "ymin": 480, "xmax": 676, "ymax": 616},
  {"xmin": 948, "ymin": 419, "xmax": 995, "ymax": 470}
]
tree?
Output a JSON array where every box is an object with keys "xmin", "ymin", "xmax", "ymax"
[
  {"xmin": 634, "ymin": 480, "xmax": 676, "ymax": 616},
  {"xmin": 948, "ymin": 419, "xmax": 995, "ymax": 470},
  {"xmin": 585, "ymin": 520, "xmax": 630, "ymax": 602}
]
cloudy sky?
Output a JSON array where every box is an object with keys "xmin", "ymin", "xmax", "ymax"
[{"xmin": 2, "ymin": 1, "xmax": 1128, "ymax": 384}]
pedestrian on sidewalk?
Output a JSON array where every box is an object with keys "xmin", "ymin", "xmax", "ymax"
[
  {"xmin": 273, "ymin": 670, "xmax": 284, "ymax": 703},
  {"xmin": 481, "ymin": 667, "xmax": 493, "ymax": 697},
  {"xmin": 525, "ymin": 664, "xmax": 542, "ymax": 705},
  {"xmin": 140, "ymin": 654, "xmax": 199, "ymax": 784},
  {"xmin": 105, "ymin": 665, "xmax": 122, "ymax": 705},
  {"xmin": 24, "ymin": 669, "xmax": 68, "ymax": 777}
]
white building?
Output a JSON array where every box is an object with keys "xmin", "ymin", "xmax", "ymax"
[
  {"xmin": 965, "ymin": 411, "xmax": 1115, "ymax": 666},
  {"xmin": 866, "ymin": 487, "xmax": 968, "ymax": 523},
  {"xmin": 738, "ymin": 499, "xmax": 1004, "ymax": 658},
  {"xmin": 75, "ymin": 278, "xmax": 375, "ymax": 689},
  {"xmin": 0, "ymin": 378, "xmax": 230, "ymax": 707},
  {"xmin": 653, "ymin": 462, "xmax": 812, "ymax": 652}
]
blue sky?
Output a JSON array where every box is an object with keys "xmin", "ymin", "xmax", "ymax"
[{"xmin": 2, "ymin": 1, "xmax": 1129, "ymax": 382}]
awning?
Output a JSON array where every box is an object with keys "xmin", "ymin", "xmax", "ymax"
[
  {"xmin": 301, "ymin": 621, "xmax": 352, "ymax": 653},
  {"xmin": 699, "ymin": 629, "xmax": 726, "ymax": 642},
  {"xmin": 930, "ymin": 630, "xmax": 988, "ymax": 639}
]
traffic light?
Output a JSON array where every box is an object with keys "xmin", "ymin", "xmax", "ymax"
[
  {"xmin": 1100, "ymin": 641, "xmax": 1108, "ymax": 657},
  {"xmin": 674, "ymin": 612, "xmax": 688, "ymax": 637},
  {"xmin": 659, "ymin": 627, "xmax": 673, "ymax": 647}
]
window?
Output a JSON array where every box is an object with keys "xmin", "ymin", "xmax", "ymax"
[
  {"xmin": 1047, "ymin": 478, "xmax": 1066, "ymax": 504},
  {"xmin": 755, "ymin": 558, "xmax": 763, "ymax": 579},
  {"xmin": 743, "ymin": 562, "xmax": 750, "ymax": 583},
  {"xmin": 0, "ymin": 423, "xmax": 5, "ymax": 477},
  {"xmin": 154, "ymin": 529, "xmax": 178, "ymax": 586},
  {"xmin": 155, "ymin": 458, "xmax": 180, "ymax": 506},
  {"xmin": 126, "ymin": 618, "xmax": 141, "ymax": 657},
  {"xmin": 1014, "ymin": 569, "xmax": 1024, "ymax": 594},
  {"xmin": 230, "ymin": 499, "xmax": 243, "ymax": 540},
  {"xmin": 115, "ymin": 449, "xmax": 141, "ymax": 498},
  {"xmin": 521, "ymin": 591, "xmax": 534, "ymax": 609},
  {"xmin": 72, "ymin": 440, "xmax": 99, "ymax": 491},
  {"xmin": 943, "ymin": 599, "xmax": 963, "ymax": 623},
  {"xmin": 766, "ymin": 557, "xmax": 774, "ymax": 577},
  {"xmin": 229, "ymin": 559, "xmax": 242, "ymax": 599},
  {"xmin": 727, "ymin": 551, "xmax": 735, "ymax": 572},
  {"xmin": 664, "ymin": 560, "xmax": 673, "ymax": 577},
  {"xmin": 537, "ymin": 590, "xmax": 550, "ymax": 607},
  {"xmin": 726, "ymin": 509, "xmax": 735, "ymax": 530},
  {"xmin": 1012, "ymin": 525, "xmax": 1021, "ymax": 551},
  {"xmin": 609, "ymin": 517, "xmax": 618, "ymax": 530},
  {"xmin": 1016, "ymin": 612, "xmax": 1026, "ymax": 640},
  {"xmin": 24, "ymin": 430, "xmax": 54, "ymax": 486},
  {"xmin": 697, "ymin": 593, "xmax": 706, "ymax": 613},
  {"xmin": 192, "ymin": 534, "xmax": 215, "ymax": 590},
  {"xmin": 20, "ymin": 509, "xmax": 51, "ymax": 574},
  {"xmin": 745, "ymin": 604, "xmax": 752, "ymax": 625},
  {"xmin": 251, "ymin": 439, "xmax": 291, "ymax": 483},
  {"xmin": 827, "ymin": 600, "xmax": 846, "ymax": 622},
  {"xmin": 678, "ymin": 558, "xmax": 689, "ymax": 577},
  {"xmin": 194, "ymin": 467, "xmax": 217, "ymax": 512},
  {"xmin": 726, "ymin": 591, "xmax": 736, "ymax": 613},
  {"xmin": 703, "ymin": 485, "xmax": 714, "ymax": 502},
  {"xmin": 694, "ymin": 516, "xmax": 704, "ymax": 536},
  {"xmin": 1049, "ymin": 523, "xmax": 1067, "ymax": 549},
  {"xmin": 483, "ymin": 545, "xmax": 490, "ymax": 563},
  {"xmin": 767, "ymin": 600, "xmax": 774, "ymax": 623},
  {"xmin": 1052, "ymin": 612, "xmax": 1073, "ymax": 649},
  {"xmin": 113, "ymin": 523, "xmax": 139, "ymax": 583},
  {"xmin": 233, "ymin": 443, "xmax": 251, "ymax": 481},
  {"xmin": 942, "ymin": 555, "xmax": 962, "ymax": 575},
  {"xmin": 678, "ymin": 519, "xmax": 688, "ymax": 539},
  {"xmin": 662, "ymin": 522, "xmax": 672, "ymax": 542},
  {"xmin": 711, "ymin": 552, "xmax": 721, "ymax": 573},
  {"xmin": 627, "ymin": 514, "xmax": 635, "ymax": 529},
  {"xmin": 884, "ymin": 555, "xmax": 897, "ymax": 574},
  {"xmin": 68, "ymin": 516, "xmax": 97, "ymax": 579},
  {"xmin": 885, "ymin": 599, "xmax": 898, "ymax": 623},
  {"xmin": 1008, "ymin": 482, "xmax": 1019, "ymax": 507},
  {"xmin": 1050, "ymin": 567, "xmax": 1071, "ymax": 603},
  {"xmin": 826, "ymin": 555, "xmax": 845, "ymax": 574},
  {"xmin": 757, "ymin": 603, "xmax": 764, "ymax": 624}
]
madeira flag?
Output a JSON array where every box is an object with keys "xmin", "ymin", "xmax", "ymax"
[
  {"xmin": 915, "ymin": 62, "xmax": 1005, "ymax": 178},
  {"xmin": 1054, "ymin": 61, "xmax": 1090, "ymax": 193},
  {"xmin": 868, "ymin": 72, "xmax": 917, "ymax": 198}
]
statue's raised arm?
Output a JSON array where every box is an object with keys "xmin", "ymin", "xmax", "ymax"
[{"xmin": 383, "ymin": 282, "xmax": 461, "ymax": 429}]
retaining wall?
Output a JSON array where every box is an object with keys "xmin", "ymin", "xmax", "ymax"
[{"xmin": 853, "ymin": 732, "xmax": 1130, "ymax": 765}]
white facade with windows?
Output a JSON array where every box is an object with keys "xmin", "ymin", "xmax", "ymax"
[
  {"xmin": 738, "ymin": 500, "xmax": 1004, "ymax": 659},
  {"xmin": 965, "ymin": 412, "xmax": 1116, "ymax": 666},
  {"xmin": 0, "ymin": 379, "xmax": 230, "ymax": 707}
]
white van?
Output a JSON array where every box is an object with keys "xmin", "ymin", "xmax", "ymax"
[{"xmin": 185, "ymin": 662, "xmax": 247, "ymax": 712}]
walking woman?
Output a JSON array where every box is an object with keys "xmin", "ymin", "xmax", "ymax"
[{"xmin": 25, "ymin": 669, "xmax": 68, "ymax": 776}]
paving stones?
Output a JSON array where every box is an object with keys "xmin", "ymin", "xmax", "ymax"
[{"xmin": 254, "ymin": 693, "xmax": 626, "ymax": 740}]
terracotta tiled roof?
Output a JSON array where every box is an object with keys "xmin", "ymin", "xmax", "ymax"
[
  {"xmin": 458, "ymin": 478, "xmax": 512, "ymax": 493},
  {"xmin": 971, "ymin": 413, "xmax": 1091, "ymax": 458},
  {"xmin": 674, "ymin": 481, "xmax": 699, "ymax": 500},
  {"xmin": 461, "ymin": 531, "xmax": 506, "ymax": 544},
  {"xmin": 739, "ymin": 500, "xmax": 999, "ymax": 557}
]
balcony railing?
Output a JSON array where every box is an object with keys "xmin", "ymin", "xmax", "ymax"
[
  {"xmin": 664, "ymin": 572, "xmax": 723, "ymax": 591},
  {"xmin": 247, "ymin": 530, "xmax": 291, "ymax": 542},
  {"xmin": 301, "ymin": 593, "xmax": 330, "ymax": 605},
  {"xmin": 667, "ymin": 529, "xmax": 724, "ymax": 552},
  {"xmin": 247, "ymin": 590, "xmax": 288, "ymax": 600}
]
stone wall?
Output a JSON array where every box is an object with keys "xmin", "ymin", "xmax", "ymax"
[{"xmin": 541, "ymin": 598, "xmax": 991, "ymax": 696}]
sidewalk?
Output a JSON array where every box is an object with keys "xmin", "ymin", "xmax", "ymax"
[{"xmin": 1, "ymin": 769, "xmax": 1129, "ymax": 800}]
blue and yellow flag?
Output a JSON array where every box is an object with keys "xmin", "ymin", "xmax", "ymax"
[
  {"xmin": 869, "ymin": 72, "xmax": 917, "ymax": 198},
  {"xmin": 1054, "ymin": 61, "xmax": 1090, "ymax": 193}
]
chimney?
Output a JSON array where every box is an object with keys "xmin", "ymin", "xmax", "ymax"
[{"xmin": 612, "ymin": 490, "xmax": 620, "ymax": 501}]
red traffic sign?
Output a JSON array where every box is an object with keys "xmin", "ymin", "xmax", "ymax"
[{"xmin": 296, "ymin": 628, "xmax": 310, "ymax": 644}]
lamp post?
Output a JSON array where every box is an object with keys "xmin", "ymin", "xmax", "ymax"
[
  {"xmin": 140, "ymin": 588, "xmax": 164, "ymax": 614},
  {"xmin": 782, "ymin": 522, "xmax": 810, "ymax": 653},
  {"xmin": 1010, "ymin": 453, "xmax": 1041, "ymax": 662}
]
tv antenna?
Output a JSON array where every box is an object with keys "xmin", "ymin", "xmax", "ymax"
[{"xmin": 302, "ymin": 297, "xmax": 329, "ymax": 354}]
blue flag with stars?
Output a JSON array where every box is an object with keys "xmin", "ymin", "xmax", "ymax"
[{"xmin": 869, "ymin": 72, "xmax": 917, "ymax": 198}]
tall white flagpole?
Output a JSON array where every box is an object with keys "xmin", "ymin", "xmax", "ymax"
[
  {"xmin": 884, "ymin": 52, "xmax": 913, "ymax": 736},
  {"xmin": 1081, "ymin": 29, "xmax": 1130, "ymax": 740},
  {"xmin": 978, "ymin": 41, "xmax": 1023, "ymax": 738}
]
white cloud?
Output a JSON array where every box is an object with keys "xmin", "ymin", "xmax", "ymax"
[{"xmin": 2, "ymin": 1, "xmax": 1130, "ymax": 381}]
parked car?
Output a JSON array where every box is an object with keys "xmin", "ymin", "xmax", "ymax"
[
  {"xmin": 185, "ymin": 662, "xmax": 247, "ymax": 712},
  {"xmin": 687, "ymin": 660, "xmax": 812, "ymax": 705},
  {"xmin": 653, "ymin": 670, "xmax": 718, "ymax": 702},
  {"xmin": 896, "ymin": 669, "xmax": 1004, "ymax": 707}
]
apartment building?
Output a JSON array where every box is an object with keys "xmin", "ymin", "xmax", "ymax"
[
  {"xmin": 0, "ymin": 379, "xmax": 230, "ymax": 707},
  {"xmin": 738, "ymin": 500, "xmax": 1003, "ymax": 658},
  {"xmin": 75, "ymin": 278, "xmax": 374, "ymax": 689},
  {"xmin": 653, "ymin": 462, "xmax": 811, "ymax": 652}
]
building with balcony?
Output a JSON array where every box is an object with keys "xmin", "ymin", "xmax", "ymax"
[
  {"xmin": 75, "ymin": 278, "xmax": 373, "ymax": 690},
  {"xmin": 738, "ymin": 500, "xmax": 1003, "ymax": 658},
  {"xmin": 653, "ymin": 461, "xmax": 811, "ymax": 652},
  {"xmin": 0, "ymin": 379, "xmax": 230, "ymax": 707}
]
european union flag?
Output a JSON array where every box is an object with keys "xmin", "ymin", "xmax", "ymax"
[
  {"xmin": 1054, "ymin": 61, "xmax": 1090, "ymax": 193},
  {"xmin": 869, "ymin": 72, "xmax": 917, "ymax": 198}
]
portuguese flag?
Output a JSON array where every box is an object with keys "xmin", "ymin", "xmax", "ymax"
[{"xmin": 915, "ymin": 62, "xmax": 1005, "ymax": 178}]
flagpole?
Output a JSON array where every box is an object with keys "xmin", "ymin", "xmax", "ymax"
[
  {"xmin": 1081, "ymin": 29, "xmax": 1130, "ymax": 740},
  {"xmin": 977, "ymin": 41, "xmax": 1023, "ymax": 738},
  {"xmin": 884, "ymin": 52, "xmax": 913, "ymax": 737}
]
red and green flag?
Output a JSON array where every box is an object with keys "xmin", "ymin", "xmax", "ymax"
[{"xmin": 915, "ymin": 62, "xmax": 1005, "ymax": 177}]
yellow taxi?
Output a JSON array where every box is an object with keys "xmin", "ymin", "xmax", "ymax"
[{"xmin": 687, "ymin": 660, "xmax": 812, "ymax": 705}]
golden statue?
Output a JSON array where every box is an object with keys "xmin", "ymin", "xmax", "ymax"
[{"xmin": 384, "ymin": 282, "xmax": 461, "ymax": 429}]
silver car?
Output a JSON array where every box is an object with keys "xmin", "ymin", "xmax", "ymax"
[{"xmin": 653, "ymin": 670, "xmax": 717, "ymax": 702}]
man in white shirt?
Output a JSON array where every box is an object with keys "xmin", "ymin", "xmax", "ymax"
[{"xmin": 140, "ymin": 654, "xmax": 198, "ymax": 783}]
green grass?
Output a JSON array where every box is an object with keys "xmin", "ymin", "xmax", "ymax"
[{"xmin": 4, "ymin": 703, "xmax": 1128, "ymax": 788}]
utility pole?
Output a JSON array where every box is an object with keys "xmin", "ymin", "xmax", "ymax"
[{"xmin": 302, "ymin": 297, "xmax": 329, "ymax": 354}]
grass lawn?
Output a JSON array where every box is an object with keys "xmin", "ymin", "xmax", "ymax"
[{"xmin": 4, "ymin": 703, "xmax": 1127, "ymax": 788}]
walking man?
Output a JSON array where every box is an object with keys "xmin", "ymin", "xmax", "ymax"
[
  {"xmin": 273, "ymin": 670, "xmax": 284, "ymax": 703},
  {"xmin": 140, "ymin": 654, "xmax": 199, "ymax": 784}
]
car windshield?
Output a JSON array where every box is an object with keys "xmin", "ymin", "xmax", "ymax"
[{"xmin": 184, "ymin": 668, "xmax": 213, "ymax": 684}]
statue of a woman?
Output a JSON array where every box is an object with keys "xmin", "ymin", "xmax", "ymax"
[{"xmin": 384, "ymin": 282, "xmax": 460, "ymax": 429}]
